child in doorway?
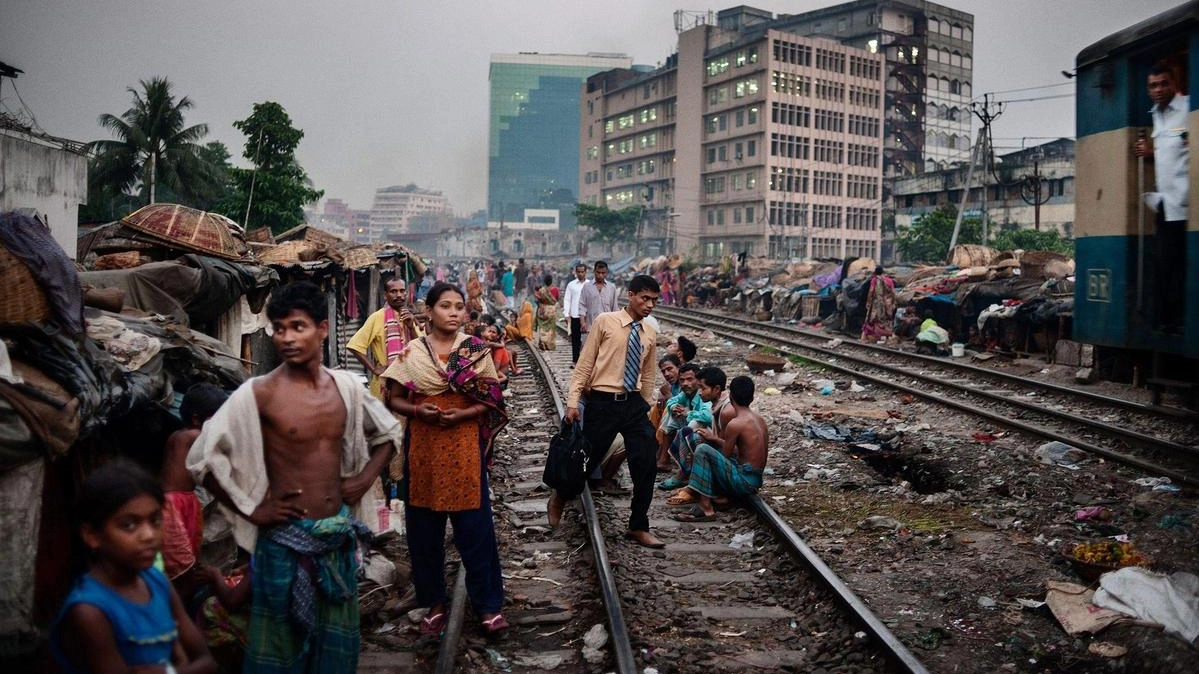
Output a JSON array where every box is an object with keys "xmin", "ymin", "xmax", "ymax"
[
  {"xmin": 53, "ymin": 458, "xmax": 216, "ymax": 673},
  {"xmin": 161, "ymin": 384, "xmax": 229, "ymax": 594}
]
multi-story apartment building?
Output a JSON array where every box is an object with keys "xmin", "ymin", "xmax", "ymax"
[
  {"xmin": 489, "ymin": 52, "xmax": 633, "ymax": 228},
  {"xmin": 766, "ymin": 0, "xmax": 974, "ymax": 177},
  {"xmin": 580, "ymin": 6, "xmax": 886, "ymax": 261},
  {"xmin": 359, "ymin": 186, "xmax": 450, "ymax": 243}
]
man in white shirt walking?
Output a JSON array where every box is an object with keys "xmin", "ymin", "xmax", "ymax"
[
  {"xmin": 1135, "ymin": 61, "xmax": 1189, "ymax": 332},
  {"xmin": 563, "ymin": 263, "xmax": 588, "ymax": 363}
]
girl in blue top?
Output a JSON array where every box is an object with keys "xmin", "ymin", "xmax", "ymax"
[{"xmin": 53, "ymin": 459, "xmax": 215, "ymax": 674}]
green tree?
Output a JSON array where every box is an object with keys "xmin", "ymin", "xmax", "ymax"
[
  {"xmin": 992, "ymin": 227, "xmax": 1074, "ymax": 256},
  {"xmin": 575, "ymin": 203, "xmax": 641, "ymax": 244},
  {"xmin": 222, "ymin": 102, "xmax": 323, "ymax": 234},
  {"xmin": 88, "ymin": 77, "xmax": 216, "ymax": 206},
  {"xmin": 894, "ymin": 207, "xmax": 983, "ymax": 263}
]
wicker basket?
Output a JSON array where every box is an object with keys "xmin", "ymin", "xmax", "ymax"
[
  {"xmin": 0, "ymin": 245, "xmax": 51, "ymax": 324},
  {"xmin": 746, "ymin": 352, "xmax": 787, "ymax": 373}
]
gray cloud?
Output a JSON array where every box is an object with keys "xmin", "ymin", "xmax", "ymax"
[{"xmin": 0, "ymin": 0, "xmax": 1182, "ymax": 215}]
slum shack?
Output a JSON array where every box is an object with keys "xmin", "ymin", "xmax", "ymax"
[
  {"xmin": 717, "ymin": 244, "xmax": 1075, "ymax": 359},
  {"xmin": 0, "ymin": 209, "xmax": 252, "ymax": 663},
  {"xmin": 256, "ymin": 223, "xmax": 429, "ymax": 378}
]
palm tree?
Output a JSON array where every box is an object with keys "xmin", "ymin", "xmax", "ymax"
[{"xmin": 89, "ymin": 77, "xmax": 216, "ymax": 205}]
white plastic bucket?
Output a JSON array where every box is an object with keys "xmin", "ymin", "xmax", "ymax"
[{"xmin": 951, "ymin": 343, "xmax": 965, "ymax": 357}]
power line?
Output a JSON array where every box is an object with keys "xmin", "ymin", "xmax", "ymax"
[
  {"xmin": 975, "ymin": 81, "xmax": 1072, "ymax": 99},
  {"xmin": 993, "ymin": 93, "xmax": 1075, "ymax": 104}
]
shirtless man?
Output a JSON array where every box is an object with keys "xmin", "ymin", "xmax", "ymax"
[
  {"xmin": 188, "ymin": 282, "xmax": 400, "ymax": 673},
  {"xmin": 161, "ymin": 383, "xmax": 228, "ymax": 589},
  {"xmin": 674, "ymin": 376, "xmax": 768, "ymax": 521}
]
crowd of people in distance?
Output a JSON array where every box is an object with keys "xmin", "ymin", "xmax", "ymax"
[{"xmin": 50, "ymin": 259, "xmax": 771, "ymax": 673}]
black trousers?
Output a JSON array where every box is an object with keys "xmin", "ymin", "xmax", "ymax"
[
  {"xmin": 581, "ymin": 396, "xmax": 656, "ymax": 532},
  {"xmin": 570, "ymin": 317, "xmax": 583, "ymax": 363},
  {"xmin": 1154, "ymin": 215, "xmax": 1186, "ymax": 329}
]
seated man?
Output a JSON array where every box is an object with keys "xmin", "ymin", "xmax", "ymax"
[
  {"xmin": 673, "ymin": 376, "xmax": 768, "ymax": 521},
  {"xmin": 656, "ymin": 363, "xmax": 711, "ymax": 490},
  {"xmin": 652, "ymin": 354, "xmax": 682, "ymax": 471},
  {"xmin": 665, "ymin": 366, "xmax": 734, "ymax": 505}
]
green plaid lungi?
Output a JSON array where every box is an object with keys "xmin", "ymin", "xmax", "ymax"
[
  {"xmin": 245, "ymin": 505, "xmax": 369, "ymax": 673},
  {"xmin": 687, "ymin": 444, "xmax": 763, "ymax": 498}
]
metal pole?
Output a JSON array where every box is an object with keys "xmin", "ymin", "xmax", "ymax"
[
  {"xmin": 1136, "ymin": 129, "xmax": 1146, "ymax": 312},
  {"xmin": 947, "ymin": 134, "xmax": 982, "ymax": 258},
  {"xmin": 1033, "ymin": 160, "xmax": 1041, "ymax": 231},
  {"xmin": 243, "ymin": 129, "xmax": 264, "ymax": 228},
  {"xmin": 981, "ymin": 125, "xmax": 989, "ymax": 244}
]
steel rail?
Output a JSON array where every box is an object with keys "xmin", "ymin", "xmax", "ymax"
[
  {"xmin": 750, "ymin": 495, "xmax": 930, "ymax": 674},
  {"xmin": 657, "ymin": 304, "xmax": 1196, "ymax": 420},
  {"xmin": 569, "ymin": 313, "xmax": 929, "ymax": 671},
  {"xmin": 654, "ymin": 306, "xmax": 1199, "ymax": 488},
  {"xmin": 523, "ymin": 340, "xmax": 639, "ymax": 674},
  {"xmin": 657, "ymin": 306, "xmax": 1198, "ymax": 460},
  {"xmin": 433, "ymin": 565, "xmax": 468, "ymax": 674}
]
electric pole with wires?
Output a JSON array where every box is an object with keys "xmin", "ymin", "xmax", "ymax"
[{"xmin": 969, "ymin": 93, "xmax": 1005, "ymax": 243}]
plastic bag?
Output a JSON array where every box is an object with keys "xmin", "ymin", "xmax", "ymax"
[{"xmin": 542, "ymin": 420, "xmax": 590, "ymax": 499}]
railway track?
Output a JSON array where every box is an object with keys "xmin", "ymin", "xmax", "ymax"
[
  {"xmin": 411, "ymin": 338, "xmax": 929, "ymax": 673},
  {"xmin": 650, "ymin": 304, "xmax": 1199, "ymax": 489}
]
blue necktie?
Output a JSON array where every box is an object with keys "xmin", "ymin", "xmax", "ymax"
[{"xmin": 622, "ymin": 321, "xmax": 642, "ymax": 392}]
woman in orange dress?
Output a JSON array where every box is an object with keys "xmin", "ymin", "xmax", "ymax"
[
  {"xmin": 382, "ymin": 282, "xmax": 508, "ymax": 635},
  {"xmin": 465, "ymin": 269, "xmax": 485, "ymax": 314}
]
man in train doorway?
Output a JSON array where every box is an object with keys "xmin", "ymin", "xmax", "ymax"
[{"xmin": 1134, "ymin": 61, "xmax": 1189, "ymax": 332}]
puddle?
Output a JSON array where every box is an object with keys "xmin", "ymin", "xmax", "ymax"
[{"xmin": 860, "ymin": 455, "xmax": 954, "ymax": 494}]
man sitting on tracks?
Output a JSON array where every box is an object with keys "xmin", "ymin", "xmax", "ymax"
[
  {"xmin": 673, "ymin": 376, "xmax": 768, "ymax": 522},
  {"xmin": 655, "ymin": 363, "xmax": 712, "ymax": 491},
  {"xmin": 664, "ymin": 366, "xmax": 736, "ymax": 506}
]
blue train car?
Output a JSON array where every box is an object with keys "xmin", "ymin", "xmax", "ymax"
[{"xmin": 1075, "ymin": 1, "xmax": 1199, "ymax": 374}]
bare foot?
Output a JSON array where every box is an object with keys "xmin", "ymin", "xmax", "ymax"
[{"xmin": 547, "ymin": 493, "xmax": 564, "ymax": 527}]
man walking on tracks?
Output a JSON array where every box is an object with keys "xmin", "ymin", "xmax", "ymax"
[
  {"xmin": 1134, "ymin": 61, "xmax": 1189, "ymax": 332},
  {"xmin": 563, "ymin": 263, "xmax": 588, "ymax": 364},
  {"xmin": 549, "ymin": 274, "xmax": 665, "ymax": 548},
  {"xmin": 579, "ymin": 259, "xmax": 618, "ymax": 346}
]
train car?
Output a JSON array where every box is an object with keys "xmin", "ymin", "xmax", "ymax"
[{"xmin": 1074, "ymin": 1, "xmax": 1199, "ymax": 384}]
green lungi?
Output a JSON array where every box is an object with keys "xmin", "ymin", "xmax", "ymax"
[
  {"xmin": 687, "ymin": 444, "xmax": 763, "ymax": 498},
  {"xmin": 245, "ymin": 505, "xmax": 369, "ymax": 674}
]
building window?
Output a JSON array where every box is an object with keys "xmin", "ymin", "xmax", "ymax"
[
  {"xmin": 735, "ymin": 109, "xmax": 744, "ymax": 127},
  {"xmin": 745, "ymin": 206, "xmax": 754, "ymax": 222},
  {"xmin": 748, "ymin": 106, "xmax": 758, "ymax": 124}
]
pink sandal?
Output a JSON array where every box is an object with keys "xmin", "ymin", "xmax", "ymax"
[
  {"xmin": 420, "ymin": 611, "xmax": 447, "ymax": 636},
  {"xmin": 481, "ymin": 613, "xmax": 509, "ymax": 634}
]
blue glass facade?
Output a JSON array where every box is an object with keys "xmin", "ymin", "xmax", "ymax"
[{"xmin": 488, "ymin": 56, "xmax": 628, "ymax": 227}]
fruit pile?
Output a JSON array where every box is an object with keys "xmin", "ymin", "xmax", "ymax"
[{"xmin": 1070, "ymin": 541, "xmax": 1147, "ymax": 568}]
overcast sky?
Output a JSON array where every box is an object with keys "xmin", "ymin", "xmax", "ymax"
[{"xmin": 1, "ymin": 1, "xmax": 1184, "ymax": 215}]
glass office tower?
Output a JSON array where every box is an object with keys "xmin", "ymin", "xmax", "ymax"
[{"xmin": 488, "ymin": 53, "xmax": 631, "ymax": 227}]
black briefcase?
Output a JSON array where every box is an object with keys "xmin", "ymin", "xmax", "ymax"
[{"xmin": 542, "ymin": 420, "xmax": 590, "ymax": 499}]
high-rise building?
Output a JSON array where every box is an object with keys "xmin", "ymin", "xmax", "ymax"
[
  {"xmin": 488, "ymin": 52, "xmax": 633, "ymax": 227},
  {"xmin": 764, "ymin": 0, "xmax": 974, "ymax": 177},
  {"xmin": 360, "ymin": 186, "xmax": 450, "ymax": 243},
  {"xmin": 580, "ymin": 7, "xmax": 887, "ymax": 260}
]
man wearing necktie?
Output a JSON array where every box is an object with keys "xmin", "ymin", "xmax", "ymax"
[{"xmin": 551, "ymin": 274, "xmax": 665, "ymax": 548}]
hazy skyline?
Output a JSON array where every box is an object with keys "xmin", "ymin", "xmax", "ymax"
[{"xmin": 1, "ymin": 0, "xmax": 1184, "ymax": 216}]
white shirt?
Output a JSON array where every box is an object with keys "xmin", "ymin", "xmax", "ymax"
[
  {"xmin": 1150, "ymin": 93, "xmax": 1190, "ymax": 221},
  {"xmin": 564, "ymin": 278, "xmax": 586, "ymax": 318}
]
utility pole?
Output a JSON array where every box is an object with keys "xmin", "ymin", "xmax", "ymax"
[{"xmin": 969, "ymin": 93, "xmax": 1004, "ymax": 244}]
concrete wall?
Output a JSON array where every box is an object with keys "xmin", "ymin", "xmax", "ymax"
[{"xmin": 0, "ymin": 129, "xmax": 88, "ymax": 258}]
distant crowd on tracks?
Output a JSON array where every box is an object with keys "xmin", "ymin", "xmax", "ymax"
[{"xmin": 51, "ymin": 251, "xmax": 771, "ymax": 673}]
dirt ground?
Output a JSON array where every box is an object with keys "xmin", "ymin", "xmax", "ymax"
[{"xmin": 661, "ymin": 323, "xmax": 1199, "ymax": 673}]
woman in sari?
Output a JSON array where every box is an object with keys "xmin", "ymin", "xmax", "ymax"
[
  {"xmin": 861, "ymin": 266, "xmax": 897, "ymax": 343},
  {"xmin": 465, "ymin": 269, "xmax": 485, "ymax": 314},
  {"xmin": 533, "ymin": 274, "xmax": 560, "ymax": 350},
  {"xmin": 505, "ymin": 300, "xmax": 535, "ymax": 342},
  {"xmin": 382, "ymin": 282, "xmax": 509, "ymax": 636}
]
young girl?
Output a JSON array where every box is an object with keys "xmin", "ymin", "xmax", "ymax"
[{"xmin": 53, "ymin": 459, "xmax": 216, "ymax": 674}]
